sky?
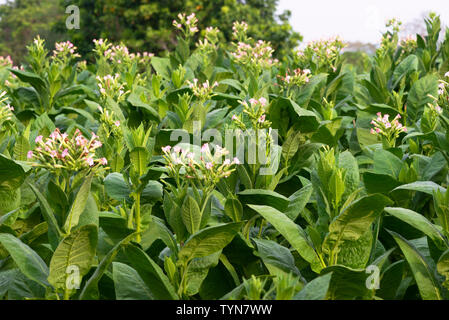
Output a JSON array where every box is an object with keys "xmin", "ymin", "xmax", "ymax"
[{"xmin": 277, "ymin": 0, "xmax": 449, "ymax": 44}]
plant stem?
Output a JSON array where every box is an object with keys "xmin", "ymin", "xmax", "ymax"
[{"xmin": 135, "ymin": 192, "xmax": 142, "ymax": 243}]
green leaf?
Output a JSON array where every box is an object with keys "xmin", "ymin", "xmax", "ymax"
[
  {"xmin": 253, "ymin": 238, "xmax": 301, "ymax": 278},
  {"xmin": 393, "ymin": 181, "xmax": 446, "ymax": 195},
  {"xmin": 285, "ymin": 183, "xmax": 313, "ymax": 221},
  {"xmin": 48, "ymin": 225, "xmax": 98, "ymax": 291},
  {"xmin": 293, "ymin": 273, "xmax": 332, "ymax": 300},
  {"xmin": 224, "ymin": 198, "xmax": 243, "ymax": 222},
  {"xmin": 79, "ymin": 232, "xmax": 136, "ymax": 300},
  {"xmin": 248, "ymin": 204, "xmax": 323, "ymax": 273},
  {"xmin": 104, "ymin": 173, "xmax": 131, "ymax": 201},
  {"xmin": 112, "ymin": 262, "xmax": 153, "ymax": 300},
  {"xmin": 181, "ymin": 196, "xmax": 202, "ymax": 234},
  {"xmin": 185, "ymin": 251, "xmax": 221, "ymax": 296},
  {"xmin": 437, "ymin": 249, "xmax": 449, "ymax": 290},
  {"xmin": 178, "ymin": 222, "xmax": 243, "ymax": 263},
  {"xmin": 63, "ymin": 172, "xmax": 94, "ymax": 233},
  {"xmin": 0, "ymin": 154, "xmax": 26, "ymax": 190},
  {"xmin": 373, "ymin": 149, "xmax": 403, "ymax": 179},
  {"xmin": 0, "ymin": 233, "xmax": 49, "ymax": 287},
  {"xmin": 322, "ymin": 194, "xmax": 392, "ymax": 262},
  {"xmin": 238, "ymin": 189, "xmax": 290, "ymax": 212},
  {"xmin": 407, "ymin": 74, "xmax": 438, "ymax": 122},
  {"xmin": 389, "ymin": 230, "xmax": 442, "ymax": 300},
  {"xmin": 385, "ymin": 207, "xmax": 447, "ymax": 250},
  {"xmin": 124, "ymin": 244, "xmax": 178, "ymax": 299}
]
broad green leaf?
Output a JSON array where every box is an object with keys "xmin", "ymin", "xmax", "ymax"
[
  {"xmin": 104, "ymin": 173, "xmax": 131, "ymax": 201},
  {"xmin": 322, "ymin": 194, "xmax": 392, "ymax": 262},
  {"xmin": 248, "ymin": 204, "xmax": 323, "ymax": 273},
  {"xmin": 253, "ymin": 238, "xmax": 301, "ymax": 278},
  {"xmin": 178, "ymin": 222, "xmax": 243, "ymax": 263},
  {"xmin": 28, "ymin": 183, "xmax": 63, "ymax": 246},
  {"xmin": 124, "ymin": 244, "xmax": 178, "ymax": 299},
  {"xmin": 393, "ymin": 181, "xmax": 446, "ymax": 195},
  {"xmin": 437, "ymin": 249, "xmax": 449, "ymax": 289},
  {"xmin": 373, "ymin": 149, "xmax": 403, "ymax": 178},
  {"xmin": 112, "ymin": 262, "xmax": 152, "ymax": 300},
  {"xmin": 224, "ymin": 198, "xmax": 243, "ymax": 222},
  {"xmin": 185, "ymin": 251, "xmax": 221, "ymax": 296},
  {"xmin": 0, "ymin": 154, "xmax": 26, "ymax": 190},
  {"xmin": 385, "ymin": 207, "xmax": 447, "ymax": 250},
  {"xmin": 0, "ymin": 233, "xmax": 49, "ymax": 287},
  {"xmin": 63, "ymin": 172, "xmax": 94, "ymax": 233},
  {"xmin": 79, "ymin": 232, "xmax": 136, "ymax": 300},
  {"xmin": 389, "ymin": 230, "xmax": 442, "ymax": 300},
  {"xmin": 181, "ymin": 196, "xmax": 202, "ymax": 234},
  {"xmin": 293, "ymin": 273, "xmax": 332, "ymax": 300},
  {"xmin": 407, "ymin": 74, "xmax": 438, "ymax": 122},
  {"xmin": 238, "ymin": 189, "xmax": 289, "ymax": 212},
  {"xmin": 48, "ymin": 225, "xmax": 98, "ymax": 291},
  {"xmin": 285, "ymin": 183, "xmax": 313, "ymax": 221}
]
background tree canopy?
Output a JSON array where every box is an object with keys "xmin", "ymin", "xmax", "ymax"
[{"xmin": 0, "ymin": 0, "xmax": 302, "ymax": 62}]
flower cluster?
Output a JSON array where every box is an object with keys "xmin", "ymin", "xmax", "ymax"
[
  {"xmin": 278, "ymin": 68, "xmax": 312, "ymax": 88},
  {"xmin": 232, "ymin": 21, "xmax": 249, "ymax": 41},
  {"xmin": 187, "ymin": 79, "xmax": 218, "ymax": 101},
  {"xmin": 370, "ymin": 113, "xmax": 407, "ymax": 147},
  {"xmin": 27, "ymin": 128, "xmax": 108, "ymax": 174},
  {"xmin": 173, "ymin": 13, "xmax": 199, "ymax": 38},
  {"xmin": 400, "ymin": 35, "xmax": 418, "ymax": 53},
  {"xmin": 231, "ymin": 40, "xmax": 278, "ymax": 71},
  {"xmin": 162, "ymin": 144, "xmax": 239, "ymax": 186},
  {"xmin": 96, "ymin": 74, "xmax": 130, "ymax": 102},
  {"xmin": 296, "ymin": 36, "xmax": 345, "ymax": 73},
  {"xmin": 97, "ymin": 105, "xmax": 122, "ymax": 138},
  {"xmin": 0, "ymin": 56, "xmax": 13, "ymax": 67},
  {"xmin": 232, "ymin": 97, "xmax": 271, "ymax": 130},
  {"xmin": 52, "ymin": 41, "xmax": 81, "ymax": 62},
  {"xmin": 196, "ymin": 27, "xmax": 220, "ymax": 54}
]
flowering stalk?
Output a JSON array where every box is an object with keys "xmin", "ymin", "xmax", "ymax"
[
  {"xmin": 278, "ymin": 68, "xmax": 312, "ymax": 97},
  {"xmin": 27, "ymin": 128, "xmax": 108, "ymax": 192},
  {"xmin": 295, "ymin": 36, "xmax": 345, "ymax": 74},
  {"xmin": 96, "ymin": 74, "xmax": 130, "ymax": 103},
  {"xmin": 162, "ymin": 144, "xmax": 239, "ymax": 228},
  {"xmin": 0, "ymin": 91, "xmax": 15, "ymax": 135},
  {"xmin": 173, "ymin": 13, "xmax": 199, "ymax": 39},
  {"xmin": 370, "ymin": 113, "xmax": 407, "ymax": 148},
  {"xmin": 187, "ymin": 79, "xmax": 218, "ymax": 102}
]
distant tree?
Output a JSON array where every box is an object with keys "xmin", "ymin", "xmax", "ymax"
[
  {"xmin": 56, "ymin": 0, "xmax": 302, "ymax": 59},
  {"xmin": 0, "ymin": 0, "xmax": 64, "ymax": 63}
]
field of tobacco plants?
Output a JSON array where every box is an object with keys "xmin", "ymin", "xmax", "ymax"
[{"xmin": 1, "ymin": 12, "xmax": 449, "ymax": 300}]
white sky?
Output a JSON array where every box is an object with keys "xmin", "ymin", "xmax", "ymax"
[{"xmin": 277, "ymin": 0, "xmax": 449, "ymax": 44}]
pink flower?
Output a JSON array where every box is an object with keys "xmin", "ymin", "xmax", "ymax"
[
  {"xmin": 223, "ymin": 159, "xmax": 231, "ymax": 165},
  {"xmin": 86, "ymin": 157, "xmax": 94, "ymax": 166},
  {"xmin": 92, "ymin": 140, "xmax": 102, "ymax": 149},
  {"xmin": 100, "ymin": 158, "xmax": 108, "ymax": 165},
  {"xmin": 173, "ymin": 146, "xmax": 182, "ymax": 153},
  {"xmin": 50, "ymin": 150, "xmax": 58, "ymax": 158},
  {"xmin": 445, "ymin": 72, "xmax": 449, "ymax": 78},
  {"xmin": 233, "ymin": 157, "xmax": 241, "ymax": 165},
  {"xmin": 27, "ymin": 151, "xmax": 33, "ymax": 159},
  {"xmin": 232, "ymin": 115, "xmax": 238, "ymax": 121},
  {"xmin": 114, "ymin": 121, "xmax": 120, "ymax": 127},
  {"xmin": 259, "ymin": 97, "xmax": 267, "ymax": 107},
  {"xmin": 370, "ymin": 129, "xmax": 375, "ymax": 135},
  {"xmin": 162, "ymin": 146, "xmax": 171, "ymax": 153},
  {"xmin": 201, "ymin": 143, "xmax": 209, "ymax": 153},
  {"xmin": 258, "ymin": 115, "xmax": 266, "ymax": 123},
  {"xmin": 249, "ymin": 98, "xmax": 258, "ymax": 106},
  {"xmin": 61, "ymin": 149, "xmax": 69, "ymax": 158},
  {"xmin": 35, "ymin": 135, "xmax": 43, "ymax": 143},
  {"xmin": 206, "ymin": 162, "xmax": 214, "ymax": 170}
]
